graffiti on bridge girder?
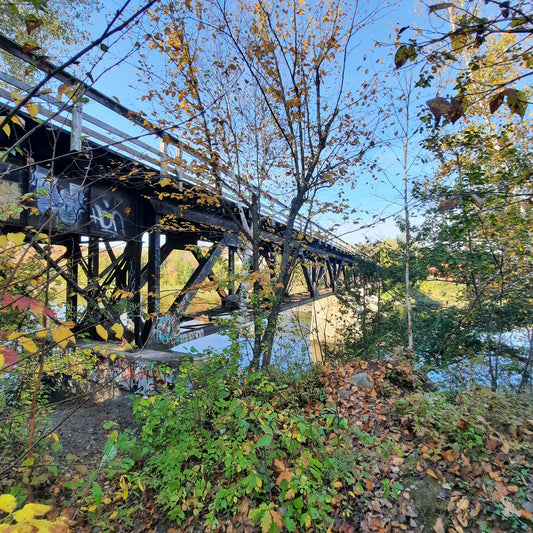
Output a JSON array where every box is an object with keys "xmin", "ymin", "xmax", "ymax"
[{"xmin": 26, "ymin": 167, "xmax": 137, "ymax": 239}]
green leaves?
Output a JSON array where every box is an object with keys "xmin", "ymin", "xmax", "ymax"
[
  {"xmin": 135, "ymin": 357, "xmax": 343, "ymax": 531},
  {"xmin": 256, "ymin": 434, "xmax": 272, "ymax": 447},
  {"xmin": 394, "ymin": 44, "xmax": 417, "ymax": 69}
]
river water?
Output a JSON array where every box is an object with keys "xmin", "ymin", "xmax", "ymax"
[{"xmin": 170, "ymin": 294, "xmax": 348, "ymax": 372}]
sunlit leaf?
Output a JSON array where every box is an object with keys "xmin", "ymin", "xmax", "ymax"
[
  {"xmin": 96, "ymin": 324, "xmax": 108, "ymax": 341},
  {"xmin": 0, "ymin": 494, "xmax": 16, "ymax": 513},
  {"xmin": 26, "ymin": 103, "xmax": 39, "ymax": 119},
  {"xmin": 57, "ymin": 84, "xmax": 72, "ymax": 102},
  {"xmin": 31, "ymin": 518, "xmax": 70, "ymax": 532},
  {"xmin": 450, "ymin": 31, "xmax": 468, "ymax": 52},
  {"xmin": 13, "ymin": 503, "xmax": 51, "ymax": 522},
  {"xmin": 11, "ymin": 115, "xmax": 25, "ymax": 129},
  {"xmin": 20, "ymin": 337, "xmax": 38, "ymax": 354},
  {"xmin": 1, "ymin": 121, "xmax": 10, "ymax": 138},
  {"xmin": 111, "ymin": 323, "xmax": 124, "ymax": 340},
  {"xmin": 51, "ymin": 325, "xmax": 73, "ymax": 349},
  {"xmin": 7, "ymin": 233, "xmax": 25, "ymax": 246}
]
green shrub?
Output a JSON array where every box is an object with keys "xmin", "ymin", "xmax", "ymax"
[{"xmin": 134, "ymin": 353, "xmax": 348, "ymax": 531}]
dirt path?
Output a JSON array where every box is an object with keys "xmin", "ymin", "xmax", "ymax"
[{"xmin": 47, "ymin": 385, "xmax": 138, "ymax": 471}]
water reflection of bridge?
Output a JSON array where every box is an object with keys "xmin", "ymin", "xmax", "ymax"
[{"xmin": 0, "ymin": 36, "xmax": 373, "ymax": 347}]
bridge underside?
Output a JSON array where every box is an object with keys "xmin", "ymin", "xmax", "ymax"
[{"xmin": 0, "ymin": 108, "xmax": 370, "ymax": 348}]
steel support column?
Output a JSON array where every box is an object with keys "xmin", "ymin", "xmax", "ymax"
[
  {"xmin": 147, "ymin": 223, "xmax": 161, "ymax": 316},
  {"xmin": 126, "ymin": 239, "xmax": 143, "ymax": 346},
  {"xmin": 228, "ymin": 246, "xmax": 235, "ymax": 296}
]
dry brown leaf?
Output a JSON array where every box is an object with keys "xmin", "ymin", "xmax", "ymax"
[
  {"xmin": 276, "ymin": 470, "xmax": 294, "ymax": 484},
  {"xmin": 494, "ymin": 452, "xmax": 508, "ymax": 468},
  {"xmin": 273, "ymin": 459, "xmax": 285, "ymax": 471},
  {"xmin": 433, "ymin": 516, "xmax": 445, "ymax": 533},
  {"xmin": 520, "ymin": 508, "xmax": 533, "ymax": 520},
  {"xmin": 486, "ymin": 437, "xmax": 499, "ymax": 450},
  {"xmin": 427, "ymin": 468, "xmax": 438, "ymax": 480},
  {"xmin": 441, "ymin": 449, "xmax": 456, "ymax": 462},
  {"xmin": 240, "ymin": 498, "xmax": 249, "ymax": 516},
  {"xmin": 471, "ymin": 501, "xmax": 482, "ymax": 517},
  {"xmin": 447, "ymin": 495, "xmax": 459, "ymax": 512},
  {"xmin": 457, "ymin": 497, "xmax": 469, "ymax": 512}
]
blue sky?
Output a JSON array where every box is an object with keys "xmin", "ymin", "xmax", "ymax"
[{"xmin": 63, "ymin": 0, "xmax": 432, "ymax": 244}]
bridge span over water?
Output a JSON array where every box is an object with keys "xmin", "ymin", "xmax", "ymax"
[{"xmin": 0, "ymin": 37, "xmax": 373, "ymax": 347}]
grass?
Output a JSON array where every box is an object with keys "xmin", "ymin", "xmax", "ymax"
[{"xmin": 416, "ymin": 280, "xmax": 464, "ymax": 306}]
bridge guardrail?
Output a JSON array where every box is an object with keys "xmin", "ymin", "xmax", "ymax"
[{"xmin": 0, "ymin": 67, "xmax": 354, "ymax": 255}]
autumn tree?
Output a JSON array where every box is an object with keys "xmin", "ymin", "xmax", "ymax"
[
  {"xmin": 395, "ymin": 0, "xmax": 531, "ymax": 124},
  {"xmin": 0, "ymin": 0, "xmax": 96, "ymax": 81},
  {"xmin": 0, "ymin": 1, "xmax": 162, "ymax": 501},
  {"xmin": 413, "ymin": 25, "xmax": 533, "ymax": 388},
  {"xmin": 143, "ymin": 0, "xmax": 382, "ymax": 367}
]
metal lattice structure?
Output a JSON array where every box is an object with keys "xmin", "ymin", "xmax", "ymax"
[{"xmin": 0, "ymin": 35, "xmax": 373, "ymax": 347}]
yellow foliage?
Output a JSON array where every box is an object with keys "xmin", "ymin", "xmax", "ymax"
[
  {"xmin": 25, "ymin": 103, "xmax": 39, "ymax": 119},
  {"xmin": 0, "ymin": 494, "xmax": 17, "ymax": 513},
  {"xmin": 0, "ymin": 496, "xmax": 69, "ymax": 532},
  {"xmin": 28, "ymin": 518, "xmax": 69, "ymax": 532},
  {"xmin": 111, "ymin": 323, "xmax": 124, "ymax": 340},
  {"xmin": 14, "ymin": 503, "xmax": 51, "ymax": 522},
  {"xmin": 11, "ymin": 116, "xmax": 25, "ymax": 129},
  {"xmin": 1, "ymin": 121, "xmax": 10, "ymax": 137},
  {"xmin": 7, "ymin": 233, "xmax": 25, "ymax": 246},
  {"xmin": 20, "ymin": 338, "xmax": 38, "ymax": 354},
  {"xmin": 96, "ymin": 325, "xmax": 108, "ymax": 341},
  {"xmin": 51, "ymin": 325, "xmax": 74, "ymax": 349}
]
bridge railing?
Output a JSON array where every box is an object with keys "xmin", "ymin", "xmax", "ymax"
[{"xmin": 0, "ymin": 66, "xmax": 353, "ymax": 255}]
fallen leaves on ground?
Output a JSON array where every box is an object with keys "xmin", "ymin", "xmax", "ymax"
[{"xmin": 36, "ymin": 358, "xmax": 533, "ymax": 532}]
